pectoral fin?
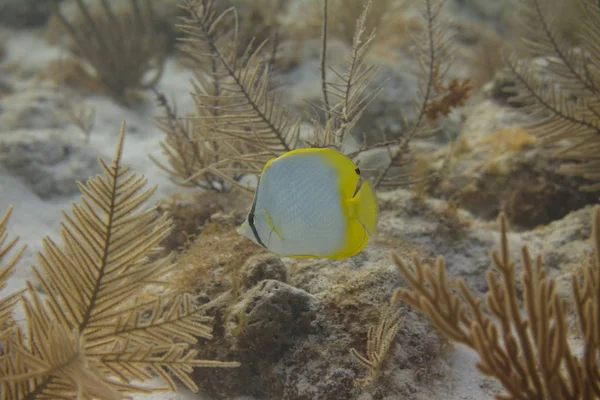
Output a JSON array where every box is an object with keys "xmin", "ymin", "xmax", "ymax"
[
  {"xmin": 350, "ymin": 180, "xmax": 378, "ymax": 234},
  {"xmin": 264, "ymin": 209, "xmax": 284, "ymax": 240}
]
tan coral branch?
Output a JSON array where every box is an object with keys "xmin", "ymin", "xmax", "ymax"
[{"xmin": 392, "ymin": 207, "xmax": 600, "ymax": 399}]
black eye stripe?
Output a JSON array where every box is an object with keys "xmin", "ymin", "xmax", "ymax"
[
  {"xmin": 248, "ymin": 176, "xmax": 267, "ymax": 248},
  {"xmin": 248, "ymin": 211, "xmax": 267, "ymax": 248},
  {"xmin": 355, "ymin": 167, "xmax": 360, "ymax": 175}
]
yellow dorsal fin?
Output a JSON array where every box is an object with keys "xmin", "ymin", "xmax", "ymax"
[
  {"xmin": 307, "ymin": 148, "xmax": 360, "ymax": 200},
  {"xmin": 328, "ymin": 219, "xmax": 368, "ymax": 259},
  {"xmin": 348, "ymin": 181, "xmax": 378, "ymax": 234},
  {"xmin": 263, "ymin": 156, "xmax": 277, "ymax": 171}
]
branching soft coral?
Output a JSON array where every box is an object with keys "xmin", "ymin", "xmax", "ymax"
[
  {"xmin": 157, "ymin": 0, "xmax": 462, "ymax": 192},
  {"xmin": 0, "ymin": 206, "xmax": 25, "ymax": 340},
  {"xmin": 393, "ymin": 207, "xmax": 600, "ymax": 399},
  {"xmin": 367, "ymin": 0, "xmax": 469, "ymax": 188},
  {"xmin": 350, "ymin": 300, "xmax": 403, "ymax": 387},
  {"xmin": 0, "ymin": 123, "xmax": 238, "ymax": 400},
  {"xmin": 507, "ymin": 0, "xmax": 600, "ymax": 191},
  {"xmin": 53, "ymin": 0, "xmax": 167, "ymax": 102}
]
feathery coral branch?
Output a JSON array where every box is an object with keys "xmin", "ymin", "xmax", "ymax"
[
  {"xmin": 0, "ymin": 206, "xmax": 26, "ymax": 339},
  {"xmin": 350, "ymin": 299, "xmax": 403, "ymax": 387},
  {"xmin": 507, "ymin": 0, "xmax": 600, "ymax": 191},
  {"xmin": 372, "ymin": 0, "xmax": 462, "ymax": 189},
  {"xmin": 0, "ymin": 122, "xmax": 238, "ymax": 400}
]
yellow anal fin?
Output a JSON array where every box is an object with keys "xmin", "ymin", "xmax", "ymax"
[
  {"xmin": 328, "ymin": 219, "xmax": 369, "ymax": 259},
  {"xmin": 264, "ymin": 209, "xmax": 284, "ymax": 240},
  {"xmin": 327, "ymin": 180, "xmax": 377, "ymax": 260}
]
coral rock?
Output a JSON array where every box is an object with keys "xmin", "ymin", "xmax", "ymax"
[
  {"xmin": 236, "ymin": 280, "xmax": 317, "ymax": 361},
  {"xmin": 241, "ymin": 253, "xmax": 287, "ymax": 289},
  {"xmin": 427, "ymin": 100, "xmax": 598, "ymax": 228},
  {"xmin": 0, "ymin": 129, "xmax": 98, "ymax": 198}
]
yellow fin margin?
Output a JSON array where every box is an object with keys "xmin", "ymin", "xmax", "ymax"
[{"xmin": 329, "ymin": 181, "xmax": 379, "ymax": 259}]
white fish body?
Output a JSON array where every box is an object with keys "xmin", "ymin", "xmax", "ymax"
[{"xmin": 238, "ymin": 148, "xmax": 378, "ymax": 259}]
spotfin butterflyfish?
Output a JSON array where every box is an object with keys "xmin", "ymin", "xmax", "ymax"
[{"xmin": 237, "ymin": 148, "xmax": 379, "ymax": 259}]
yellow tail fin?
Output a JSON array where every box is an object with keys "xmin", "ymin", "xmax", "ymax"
[{"xmin": 351, "ymin": 181, "xmax": 378, "ymax": 234}]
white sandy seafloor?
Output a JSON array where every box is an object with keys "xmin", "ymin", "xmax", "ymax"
[{"xmin": 0, "ymin": 30, "xmax": 501, "ymax": 400}]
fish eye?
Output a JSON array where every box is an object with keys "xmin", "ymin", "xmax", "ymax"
[{"xmin": 355, "ymin": 167, "xmax": 360, "ymax": 175}]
